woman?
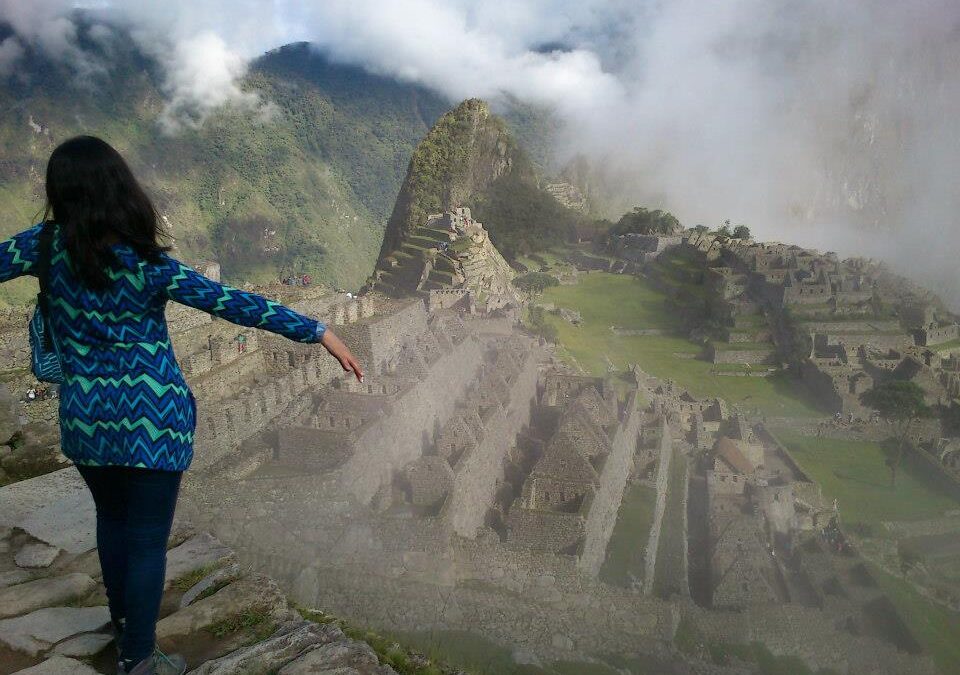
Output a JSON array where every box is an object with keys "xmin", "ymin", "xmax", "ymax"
[{"xmin": 0, "ymin": 136, "xmax": 363, "ymax": 675}]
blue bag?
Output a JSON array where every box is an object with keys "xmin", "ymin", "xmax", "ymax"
[{"xmin": 29, "ymin": 223, "xmax": 63, "ymax": 384}]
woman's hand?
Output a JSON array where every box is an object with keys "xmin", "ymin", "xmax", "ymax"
[{"xmin": 320, "ymin": 329, "xmax": 364, "ymax": 382}]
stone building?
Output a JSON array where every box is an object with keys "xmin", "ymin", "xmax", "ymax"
[
  {"xmin": 506, "ymin": 378, "xmax": 642, "ymax": 565},
  {"xmin": 707, "ymin": 436, "xmax": 760, "ymax": 496},
  {"xmin": 404, "ymin": 456, "xmax": 455, "ymax": 509},
  {"xmin": 710, "ymin": 513, "xmax": 783, "ymax": 608},
  {"xmin": 610, "ymin": 232, "xmax": 683, "ymax": 264},
  {"xmin": 915, "ymin": 321, "xmax": 960, "ymax": 347}
]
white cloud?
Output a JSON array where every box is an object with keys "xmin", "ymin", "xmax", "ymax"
[
  {"xmin": 154, "ymin": 31, "xmax": 264, "ymax": 133},
  {"xmin": 0, "ymin": 35, "xmax": 23, "ymax": 76},
  {"xmin": 0, "ymin": 0, "xmax": 958, "ymax": 299}
]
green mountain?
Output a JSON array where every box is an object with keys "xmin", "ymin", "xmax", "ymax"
[
  {"xmin": 0, "ymin": 22, "xmax": 450, "ymax": 304},
  {"xmin": 370, "ymin": 98, "xmax": 587, "ymax": 296},
  {"xmin": 375, "ymin": 99, "xmax": 534, "ymax": 262}
]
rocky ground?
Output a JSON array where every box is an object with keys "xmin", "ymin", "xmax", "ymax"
[{"xmin": 0, "ymin": 519, "xmax": 407, "ymax": 675}]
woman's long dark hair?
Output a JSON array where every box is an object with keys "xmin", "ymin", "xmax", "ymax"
[{"xmin": 43, "ymin": 136, "xmax": 171, "ymax": 290}]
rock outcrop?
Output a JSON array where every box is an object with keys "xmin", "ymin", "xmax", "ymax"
[
  {"xmin": 371, "ymin": 99, "xmax": 537, "ymax": 299},
  {"xmin": 376, "ymin": 99, "xmax": 531, "ymax": 264},
  {"xmin": 0, "ymin": 519, "xmax": 402, "ymax": 674},
  {"xmin": 372, "ymin": 206, "xmax": 521, "ymax": 310}
]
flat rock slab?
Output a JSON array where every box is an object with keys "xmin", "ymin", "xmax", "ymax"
[
  {"xmin": 0, "ymin": 468, "xmax": 95, "ymax": 554},
  {"xmin": 180, "ymin": 563, "xmax": 241, "ymax": 609},
  {"xmin": 0, "ymin": 570, "xmax": 35, "ymax": 589},
  {"xmin": 165, "ymin": 533, "xmax": 235, "ymax": 589},
  {"xmin": 278, "ymin": 639, "xmax": 395, "ymax": 675},
  {"xmin": 0, "ymin": 573, "xmax": 96, "ymax": 619},
  {"xmin": 60, "ymin": 550, "xmax": 103, "ymax": 580},
  {"xmin": 157, "ymin": 574, "xmax": 287, "ymax": 640},
  {"xmin": 12, "ymin": 655, "xmax": 101, "ymax": 675},
  {"xmin": 188, "ymin": 621, "xmax": 345, "ymax": 675},
  {"xmin": 51, "ymin": 632, "xmax": 114, "ymax": 657},
  {"xmin": 15, "ymin": 542, "xmax": 61, "ymax": 569},
  {"xmin": 0, "ymin": 606, "xmax": 110, "ymax": 656}
]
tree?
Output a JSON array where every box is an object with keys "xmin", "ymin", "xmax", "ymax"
[
  {"xmin": 943, "ymin": 403, "xmax": 960, "ymax": 436},
  {"xmin": 714, "ymin": 220, "xmax": 732, "ymax": 241},
  {"xmin": 861, "ymin": 381, "xmax": 931, "ymax": 486},
  {"xmin": 469, "ymin": 173, "xmax": 582, "ymax": 258},
  {"xmin": 512, "ymin": 271, "xmax": 559, "ymax": 298},
  {"xmin": 732, "ymin": 225, "xmax": 751, "ymax": 240},
  {"xmin": 609, "ymin": 207, "xmax": 682, "ymax": 237},
  {"xmin": 692, "ymin": 224, "xmax": 710, "ymax": 234},
  {"xmin": 526, "ymin": 304, "xmax": 558, "ymax": 342}
]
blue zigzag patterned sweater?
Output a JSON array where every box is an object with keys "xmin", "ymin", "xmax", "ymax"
[{"xmin": 0, "ymin": 223, "xmax": 326, "ymax": 472}]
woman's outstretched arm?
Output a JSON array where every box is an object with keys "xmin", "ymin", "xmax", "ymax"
[
  {"xmin": 0, "ymin": 224, "xmax": 42, "ymax": 283},
  {"xmin": 149, "ymin": 252, "xmax": 363, "ymax": 380}
]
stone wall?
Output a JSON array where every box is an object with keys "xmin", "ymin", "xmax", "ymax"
[
  {"xmin": 801, "ymin": 320, "xmax": 901, "ymax": 334},
  {"xmin": 709, "ymin": 346, "xmax": 778, "ymax": 365},
  {"xmin": 612, "ymin": 234, "xmax": 683, "ymax": 264},
  {"xmin": 275, "ymin": 426, "xmax": 354, "ymax": 471},
  {"xmin": 685, "ymin": 604, "xmax": 936, "ymax": 675},
  {"xmin": 190, "ymin": 350, "xmax": 343, "ymax": 469},
  {"xmin": 337, "ymin": 335, "xmax": 486, "ymax": 504},
  {"xmin": 189, "ymin": 350, "xmax": 269, "ymax": 404},
  {"xmin": 643, "ymin": 419, "xmax": 673, "ymax": 593},
  {"xmin": 178, "ymin": 330, "xmax": 261, "ymax": 378},
  {"xmin": 782, "ymin": 284, "xmax": 832, "ymax": 304},
  {"xmin": 833, "ymin": 289, "xmax": 874, "ymax": 305},
  {"xmin": 336, "ymin": 299, "xmax": 429, "ymax": 375},
  {"xmin": 798, "ymin": 361, "xmax": 870, "ymax": 416},
  {"xmin": 918, "ymin": 323, "xmax": 960, "ymax": 346},
  {"xmin": 578, "ymin": 390, "xmax": 642, "ymax": 576},
  {"xmin": 165, "ymin": 303, "xmax": 213, "ymax": 335},
  {"xmin": 441, "ymin": 339, "xmax": 541, "ymax": 537},
  {"xmin": 251, "ymin": 552, "xmax": 676, "ymax": 664},
  {"xmin": 406, "ymin": 456, "xmax": 455, "ymax": 507},
  {"xmin": 820, "ymin": 332, "xmax": 912, "ymax": 352},
  {"xmin": 505, "ymin": 508, "xmax": 586, "ymax": 553},
  {"xmin": 428, "ymin": 288, "xmax": 473, "ymax": 313},
  {"xmin": 726, "ymin": 329, "xmax": 772, "ymax": 343}
]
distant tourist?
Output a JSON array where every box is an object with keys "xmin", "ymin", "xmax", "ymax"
[{"xmin": 0, "ymin": 136, "xmax": 364, "ymax": 675}]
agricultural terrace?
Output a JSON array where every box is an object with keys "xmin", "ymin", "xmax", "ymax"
[{"xmin": 539, "ymin": 273, "xmax": 823, "ymax": 419}]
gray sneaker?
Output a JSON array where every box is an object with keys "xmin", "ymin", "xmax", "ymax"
[{"xmin": 118, "ymin": 646, "xmax": 187, "ymax": 675}]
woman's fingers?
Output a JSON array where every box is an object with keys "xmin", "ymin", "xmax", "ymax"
[
  {"xmin": 322, "ymin": 330, "xmax": 363, "ymax": 382},
  {"xmin": 351, "ymin": 356, "xmax": 364, "ymax": 382},
  {"xmin": 343, "ymin": 352, "xmax": 363, "ymax": 382}
]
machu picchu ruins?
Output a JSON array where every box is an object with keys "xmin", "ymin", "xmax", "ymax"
[
  {"xmin": 3, "ymin": 168, "xmax": 960, "ymax": 674},
  {"xmin": 371, "ymin": 207, "xmax": 521, "ymax": 314},
  {"xmin": 1, "ymin": 32, "xmax": 959, "ymax": 674}
]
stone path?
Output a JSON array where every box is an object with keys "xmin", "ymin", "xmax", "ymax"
[{"xmin": 0, "ymin": 520, "xmax": 399, "ymax": 674}]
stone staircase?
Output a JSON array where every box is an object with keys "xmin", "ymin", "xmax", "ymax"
[{"xmin": 373, "ymin": 226, "xmax": 452, "ymax": 297}]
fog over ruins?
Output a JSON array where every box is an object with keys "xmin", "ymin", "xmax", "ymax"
[{"xmin": 3, "ymin": 199, "xmax": 960, "ymax": 673}]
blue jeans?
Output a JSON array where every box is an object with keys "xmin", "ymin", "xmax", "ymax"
[{"xmin": 76, "ymin": 465, "xmax": 182, "ymax": 664}]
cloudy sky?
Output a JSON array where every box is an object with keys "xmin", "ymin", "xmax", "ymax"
[{"xmin": 1, "ymin": 0, "xmax": 958, "ymax": 299}]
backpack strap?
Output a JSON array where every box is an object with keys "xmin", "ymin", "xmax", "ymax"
[{"xmin": 36, "ymin": 223, "xmax": 56, "ymax": 350}]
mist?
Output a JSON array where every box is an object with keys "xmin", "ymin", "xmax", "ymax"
[{"xmin": 1, "ymin": 0, "xmax": 958, "ymax": 302}]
